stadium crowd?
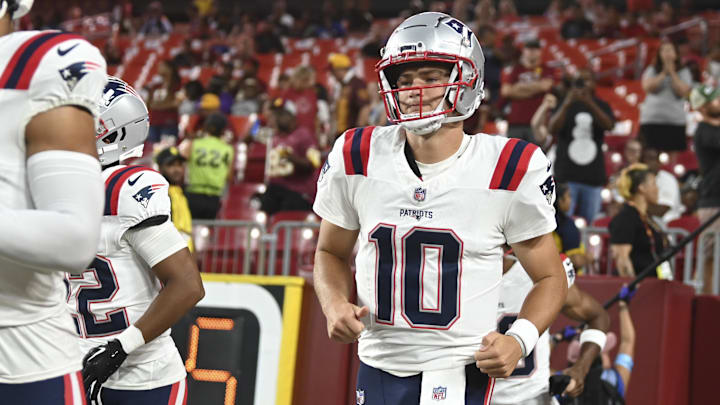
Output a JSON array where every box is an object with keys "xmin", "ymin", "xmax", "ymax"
[{"xmin": 24, "ymin": 0, "xmax": 720, "ymax": 290}]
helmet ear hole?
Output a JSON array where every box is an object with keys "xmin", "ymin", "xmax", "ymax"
[
  {"xmin": 102, "ymin": 131, "xmax": 118, "ymax": 144},
  {"xmin": 119, "ymin": 127, "xmax": 127, "ymax": 142}
]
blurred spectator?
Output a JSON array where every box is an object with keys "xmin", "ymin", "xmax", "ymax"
[
  {"xmin": 650, "ymin": 1, "xmax": 676, "ymax": 33},
  {"xmin": 198, "ymin": 93, "xmax": 221, "ymax": 116},
  {"xmin": 623, "ymin": 138, "xmax": 643, "ymax": 167},
  {"xmin": 680, "ymin": 181, "xmax": 699, "ymax": 218},
  {"xmin": 146, "ymin": 60, "xmax": 182, "ymax": 143},
  {"xmin": 173, "ymin": 39, "xmax": 203, "ymax": 67},
  {"xmin": 530, "ymin": 93, "xmax": 557, "ymax": 150},
  {"xmin": 561, "ymin": 2, "xmax": 595, "ymax": 39},
  {"xmin": 641, "ymin": 146, "xmax": 683, "ymax": 225},
  {"xmin": 283, "ymin": 66, "xmax": 319, "ymax": 136},
  {"xmin": 554, "ymin": 183, "xmax": 588, "ymax": 271},
  {"xmin": 477, "ymin": 25, "xmax": 503, "ymax": 105},
  {"xmin": 179, "ymin": 80, "xmax": 204, "ymax": 116},
  {"xmin": 705, "ymin": 44, "xmax": 720, "ymax": 85},
  {"xmin": 139, "ymin": 1, "xmax": 173, "ymax": 35},
  {"xmin": 620, "ymin": 12, "xmax": 648, "ymax": 38},
  {"xmin": 689, "ymin": 84, "xmax": 720, "ymax": 294},
  {"xmin": 103, "ymin": 41, "xmax": 123, "ymax": 66},
  {"xmin": 156, "ymin": 147, "xmax": 194, "ymax": 252},
  {"xmin": 595, "ymin": 5, "xmax": 622, "ymax": 38},
  {"xmin": 255, "ymin": 20, "xmax": 285, "ymax": 54},
  {"xmin": 328, "ymin": 53, "xmax": 370, "ymax": 137},
  {"xmin": 358, "ymin": 82, "xmax": 388, "ymax": 129},
  {"xmin": 268, "ymin": 0, "xmax": 294, "ymax": 36},
  {"xmin": 260, "ymin": 98, "xmax": 322, "ymax": 216},
  {"xmin": 232, "ymin": 77, "xmax": 263, "ymax": 116},
  {"xmin": 184, "ymin": 113, "xmax": 234, "ymax": 219},
  {"xmin": 550, "ymin": 68, "xmax": 615, "ymax": 224},
  {"xmin": 610, "ymin": 164, "xmax": 669, "ymax": 278},
  {"xmin": 239, "ymin": 57, "xmax": 267, "ymax": 94},
  {"xmin": 206, "ymin": 75, "xmax": 234, "ymax": 115},
  {"xmin": 639, "ymin": 40, "xmax": 692, "ymax": 152},
  {"xmin": 500, "ymin": 39, "xmax": 555, "ymax": 144},
  {"xmin": 497, "ymin": 0, "xmax": 520, "ymax": 23}
]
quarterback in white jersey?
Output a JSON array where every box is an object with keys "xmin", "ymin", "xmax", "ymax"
[
  {"xmin": 314, "ymin": 12, "xmax": 569, "ymax": 405},
  {"xmin": 66, "ymin": 77, "xmax": 204, "ymax": 405},
  {"xmin": 492, "ymin": 254, "xmax": 610, "ymax": 405},
  {"xmin": 0, "ymin": 0, "xmax": 107, "ymax": 402}
]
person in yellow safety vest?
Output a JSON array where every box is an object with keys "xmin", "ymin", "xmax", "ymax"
[
  {"xmin": 183, "ymin": 112, "xmax": 234, "ymax": 219},
  {"xmin": 156, "ymin": 146, "xmax": 194, "ymax": 252}
]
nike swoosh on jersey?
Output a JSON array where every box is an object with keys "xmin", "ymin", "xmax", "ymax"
[
  {"xmin": 128, "ymin": 173, "xmax": 144, "ymax": 186},
  {"xmin": 57, "ymin": 43, "xmax": 79, "ymax": 56}
]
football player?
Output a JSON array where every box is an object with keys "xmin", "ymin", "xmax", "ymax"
[
  {"xmin": 66, "ymin": 76, "xmax": 204, "ymax": 405},
  {"xmin": 313, "ymin": 12, "xmax": 568, "ymax": 405},
  {"xmin": 0, "ymin": 0, "xmax": 108, "ymax": 402},
  {"xmin": 492, "ymin": 253, "xmax": 610, "ymax": 405}
]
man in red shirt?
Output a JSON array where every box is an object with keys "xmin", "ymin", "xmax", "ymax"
[
  {"xmin": 282, "ymin": 65, "xmax": 319, "ymax": 136},
  {"xmin": 260, "ymin": 98, "xmax": 322, "ymax": 216},
  {"xmin": 501, "ymin": 39, "xmax": 555, "ymax": 144}
]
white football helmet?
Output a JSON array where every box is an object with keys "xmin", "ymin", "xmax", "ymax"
[
  {"xmin": 96, "ymin": 76, "xmax": 149, "ymax": 165},
  {"xmin": 0, "ymin": 0, "xmax": 33, "ymax": 20},
  {"xmin": 376, "ymin": 12, "xmax": 485, "ymax": 135}
]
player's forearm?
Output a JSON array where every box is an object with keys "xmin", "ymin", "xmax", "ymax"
[
  {"xmin": 314, "ymin": 250, "xmax": 355, "ymax": 314},
  {"xmin": 135, "ymin": 249, "xmax": 205, "ymax": 343},
  {"xmin": 518, "ymin": 274, "xmax": 568, "ymax": 332}
]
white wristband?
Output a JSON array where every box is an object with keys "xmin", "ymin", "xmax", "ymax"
[
  {"xmin": 579, "ymin": 329, "xmax": 607, "ymax": 351},
  {"xmin": 505, "ymin": 318, "xmax": 540, "ymax": 358},
  {"xmin": 116, "ymin": 325, "xmax": 146, "ymax": 354}
]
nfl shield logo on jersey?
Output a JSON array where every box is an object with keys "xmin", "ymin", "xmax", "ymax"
[
  {"xmin": 432, "ymin": 386, "xmax": 447, "ymax": 400},
  {"xmin": 414, "ymin": 187, "xmax": 426, "ymax": 202},
  {"xmin": 356, "ymin": 389, "xmax": 365, "ymax": 405}
]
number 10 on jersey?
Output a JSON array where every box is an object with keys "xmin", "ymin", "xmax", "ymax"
[{"xmin": 369, "ymin": 224, "xmax": 463, "ymax": 329}]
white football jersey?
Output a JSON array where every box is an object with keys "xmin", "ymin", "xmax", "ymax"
[
  {"xmin": 67, "ymin": 165, "xmax": 187, "ymax": 390},
  {"xmin": 0, "ymin": 30, "xmax": 106, "ymax": 383},
  {"xmin": 313, "ymin": 125, "xmax": 557, "ymax": 375},
  {"xmin": 492, "ymin": 256, "xmax": 576, "ymax": 404}
]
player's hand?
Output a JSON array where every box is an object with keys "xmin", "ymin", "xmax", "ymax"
[
  {"xmin": 326, "ymin": 301, "xmax": 369, "ymax": 344},
  {"xmin": 563, "ymin": 365, "xmax": 587, "ymax": 397},
  {"xmin": 82, "ymin": 339, "xmax": 128, "ymax": 403},
  {"xmin": 474, "ymin": 331, "xmax": 523, "ymax": 378}
]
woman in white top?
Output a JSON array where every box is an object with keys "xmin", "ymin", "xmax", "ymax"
[{"xmin": 639, "ymin": 40, "xmax": 692, "ymax": 151}]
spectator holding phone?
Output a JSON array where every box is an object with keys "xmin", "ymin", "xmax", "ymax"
[{"xmin": 549, "ymin": 68, "xmax": 615, "ymax": 224}]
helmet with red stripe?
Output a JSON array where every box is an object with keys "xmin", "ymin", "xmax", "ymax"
[
  {"xmin": 96, "ymin": 76, "xmax": 149, "ymax": 165},
  {"xmin": 376, "ymin": 12, "xmax": 485, "ymax": 135},
  {"xmin": 0, "ymin": 0, "xmax": 33, "ymax": 20}
]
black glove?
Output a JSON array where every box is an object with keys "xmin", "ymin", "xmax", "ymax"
[
  {"xmin": 549, "ymin": 373, "xmax": 572, "ymax": 396},
  {"xmin": 82, "ymin": 339, "xmax": 128, "ymax": 403}
]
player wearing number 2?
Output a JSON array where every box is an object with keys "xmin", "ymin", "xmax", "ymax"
[
  {"xmin": 66, "ymin": 76, "xmax": 204, "ymax": 405},
  {"xmin": 313, "ymin": 12, "xmax": 568, "ymax": 405},
  {"xmin": 492, "ymin": 253, "xmax": 609, "ymax": 404}
]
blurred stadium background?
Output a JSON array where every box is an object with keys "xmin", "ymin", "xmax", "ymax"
[{"xmin": 19, "ymin": 0, "xmax": 720, "ymax": 404}]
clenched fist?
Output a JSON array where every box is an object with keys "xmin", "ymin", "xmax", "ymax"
[
  {"xmin": 474, "ymin": 331, "xmax": 524, "ymax": 378},
  {"xmin": 326, "ymin": 302, "xmax": 369, "ymax": 343}
]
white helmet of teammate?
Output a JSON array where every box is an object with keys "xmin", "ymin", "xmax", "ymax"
[
  {"xmin": 0, "ymin": 0, "xmax": 33, "ymax": 20},
  {"xmin": 376, "ymin": 12, "xmax": 485, "ymax": 135},
  {"xmin": 96, "ymin": 76, "xmax": 149, "ymax": 165}
]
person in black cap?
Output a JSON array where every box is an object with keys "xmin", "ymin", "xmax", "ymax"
[
  {"xmin": 156, "ymin": 146, "xmax": 194, "ymax": 252},
  {"xmin": 560, "ymin": 2, "xmax": 594, "ymax": 39}
]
